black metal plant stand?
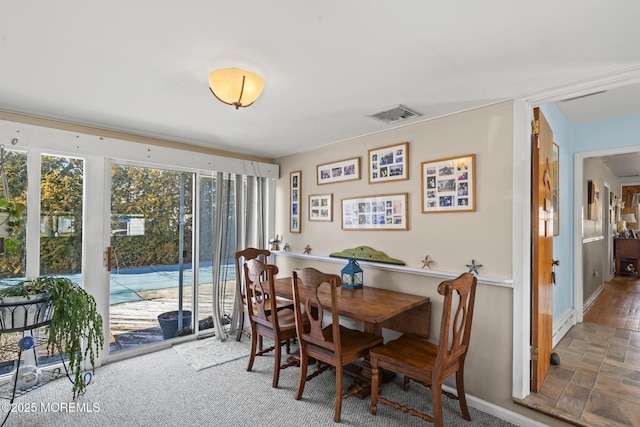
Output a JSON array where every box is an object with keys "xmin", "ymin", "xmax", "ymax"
[{"xmin": 0, "ymin": 295, "xmax": 92, "ymax": 426}]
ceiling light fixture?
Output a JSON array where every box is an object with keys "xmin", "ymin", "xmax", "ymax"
[{"xmin": 207, "ymin": 68, "xmax": 264, "ymax": 109}]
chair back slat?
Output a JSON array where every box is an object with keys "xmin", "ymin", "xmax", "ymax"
[
  {"xmin": 244, "ymin": 258, "xmax": 280, "ymax": 330},
  {"xmin": 435, "ymin": 272, "xmax": 477, "ymax": 374},
  {"xmin": 291, "ymin": 268, "xmax": 341, "ymax": 353},
  {"xmin": 233, "ymin": 247, "xmax": 271, "ymax": 341},
  {"xmin": 234, "ymin": 248, "xmax": 270, "ymax": 301}
]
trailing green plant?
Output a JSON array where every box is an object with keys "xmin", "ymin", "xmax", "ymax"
[
  {"xmin": 0, "ymin": 276, "xmax": 103, "ymax": 398},
  {"xmin": 0, "ymin": 198, "xmax": 25, "ymax": 252},
  {"xmin": 0, "ymin": 279, "xmax": 48, "ymax": 297}
]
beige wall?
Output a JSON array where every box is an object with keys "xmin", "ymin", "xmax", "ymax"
[
  {"xmin": 273, "ymin": 102, "xmax": 517, "ymax": 408},
  {"xmin": 582, "ymin": 158, "xmax": 620, "ymax": 302}
]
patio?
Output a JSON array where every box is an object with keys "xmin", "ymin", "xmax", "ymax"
[
  {"xmin": 109, "ymin": 279, "xmax": 238, "ymax": 352},
  {"xmin": 0, "ymin": 269, "xmax": 239, "ymax": 371}
]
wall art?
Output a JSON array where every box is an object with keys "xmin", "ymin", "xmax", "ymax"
[
  {"xmin": 421, "ymin": 154, "xmax": 475, "ymax": 213},
  {"xmin": 316, "ymin": 157, "xmax": 360, "ymax": 185},
  {"xmin": 309, "ymin": 193, "xmax": 333, "ymax": 222},
  {"xmin": 290, "ymin": 170, "xmax": 301, "ymax": 232},
  {"xmin": 341, "ymin": 193, "xmax": 407, "ymax": 230},
  {"xmin": 587, "ymin": 179, "xmax": 600, "ymax": 221},
  {"xmin": 368, "ymin": 142, "xmax": 408, "ymax": 183},
  {"xmin": 552, "ymin": 143, "xmax": 560, "ymax": 235}
]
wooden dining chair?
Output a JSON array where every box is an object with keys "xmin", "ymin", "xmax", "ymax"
[
  {"xmin": 244, "ymin": 258, "xmax": 300, "ymax": 388},
  {"xmin": 369, "ymin": 272, "xmax": 477, "ymax": 427},
  {"xmin": 233, "ymin": 247, "xmax": 292, "ymax": 341},
  {"xmin": 291, "ymin": 267, "xmax": 384, "ymax": 422}
]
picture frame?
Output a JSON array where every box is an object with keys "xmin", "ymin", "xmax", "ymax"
[
  {"xmin": 421, "ymin": 154, "xmax": 475, "ymax": 213},
  {"xmin": 552, "ymin": 143, "xmax": 560, "ymax": 236},
  {"xmin": 316, "ymin": 157, "xmax": 360, "ymax": 185},
  {"xmin": 368, "ymin": 142, "xmax": 409, "ymax": 183},
  {"xmin": 341, "ymin": 193, "xmax": 408, "ymax": 230},
  {"xmin": 587, "ymin": 179, "xmax": 600, "ymax": 220},
  {"xmin": 309, "ymin": 194, "xmax": 333, "ymax": 222},
  {"xmin": 290, "ymin": 171, "xmax": 301, "ymax": 233}
]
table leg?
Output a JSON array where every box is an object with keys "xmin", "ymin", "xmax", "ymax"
[
  {"xmin": 347, "ymin": 357, "xmax": 396, "ymax": 398},
  {"xmin": 348, "ymin": 322, "xmax": 393, "ymax": 398}
]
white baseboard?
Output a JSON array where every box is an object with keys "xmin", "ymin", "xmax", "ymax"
[
  {"xmin": 583, "ymin": 283, "xmax": 605, "ymax": 314},
  {"xmin": 552, "ymin": 308, "xmax": 576, "ymax": 348},
  {"xmin": 443, "ymin": 385, "xmax": 548, "ymax": 427}
]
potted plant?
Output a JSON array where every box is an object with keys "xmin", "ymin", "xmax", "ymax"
[
  {"xmin": 0, "ymin": 199, "xmax": 25, "ymax": 252},
  {"xmin": 0, "ymin": 276, "xmax": 103, "ymax": 398},
  {"xmin": 157, "ymin": 309, "xmax": 192, "ymax": 339}
]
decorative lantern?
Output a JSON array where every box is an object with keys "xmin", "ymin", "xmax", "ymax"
[{"xmin": 341, "ymin": 259, "xmax": 363, "ymax": 289}]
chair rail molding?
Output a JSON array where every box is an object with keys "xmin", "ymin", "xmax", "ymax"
[{"xmin": 272, "ymin": 251, "xmax": 513, "ymax": 288}]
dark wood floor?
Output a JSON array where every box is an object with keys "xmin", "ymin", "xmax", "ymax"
[
  {"xmin": 583, "ymin": 277, "xmax": 640, "ymax": 331},
  {"xmin": 518, "ymin": 277, "xmax": 640, "ymax": 426}
]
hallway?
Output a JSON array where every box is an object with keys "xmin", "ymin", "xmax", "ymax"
[
  {"xmin": 517, "ymin": 277, "xmax": 640, "ymax": 426},
  {"xmin": 583, "ymin": 277, "xmax": 640, "ymax": 332}
]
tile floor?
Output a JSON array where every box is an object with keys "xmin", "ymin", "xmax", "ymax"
[{"xmin": 517, "ymin": 322, "xmax": 640, "ymax": 426}]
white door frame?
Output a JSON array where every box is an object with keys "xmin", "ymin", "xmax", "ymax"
[{"xmin": 512, "ymin": 68, "xmax": 640, "ymax": 399}]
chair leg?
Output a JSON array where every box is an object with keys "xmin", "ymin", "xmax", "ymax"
[
  {"xmin": 235, "ymin": 310, "xmax": 245, "ymax": 341},
  {"xmin": 272, "ymin": 339, "xmax": 282, "ymax": 388},
  {"xmin": 431, "ymin": 383, "xmax": 444, "ymax": 427},
  {"xmin": 456, "ymin": 369, "xmax": 471, "ymax": 420},
  {"xmin": 295, "ymin": 353, "xmax": 308, "ymax": 400},
  {"xmin": 334, "ymin": 364, "xmax": 343, "ymax": 423},
  {"xmin": 370, "ymin": 364, "xmax": 379, "ymax": 415},
  {"xmin": 247, "ymin": 331, "xmax": 258, "ymax": 372}
]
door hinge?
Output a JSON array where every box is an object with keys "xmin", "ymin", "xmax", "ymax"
[
  {"xmin": 531, "ymin": 120, "xmax": 540, "ymax": 135},
  {"xmin": 531, "ymin": 346, "xmax": 538, "ymax": 361}
]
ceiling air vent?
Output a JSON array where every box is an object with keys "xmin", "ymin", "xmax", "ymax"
[{"xmin": 367, "ymin": 105, "xmax": 422, "ymax": 124}]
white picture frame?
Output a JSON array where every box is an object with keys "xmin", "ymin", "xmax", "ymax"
[
  {"xmin": 341, "ymin": 193, "xmax": 408, "ymax": 230},
  {"xmin": 421, "ymin": 154, "xmax": 476, "ymax": 213},
  {"xmin": 368, "ymin": 142, "xmax": 409, "ymax": 184},
  {"xmin": 316, "ymin": 157, "xmax": 360, "ymax": 185},
  {"xmin": 290, "ymin": 170, "xmax": 301, "ymax": 233},
  {"xmin": 309, "ymin": 194, "xmax": 333, "ymax": 222}
]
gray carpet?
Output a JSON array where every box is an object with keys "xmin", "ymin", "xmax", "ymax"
[{"xmin": 2, "ymin": 337, "xmax": 520, "ymax": 426}]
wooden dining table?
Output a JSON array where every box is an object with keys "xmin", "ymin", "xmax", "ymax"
[{"xmin": 273, "ymin": 277, "xmax": 431, "ymax": 397}]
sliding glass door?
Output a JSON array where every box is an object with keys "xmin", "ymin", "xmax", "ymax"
[
  {"xmin": 107, "ymin": 164, "xmax": 268, "ymax": 351},
  {"xmin": 109, "ymin": 163, "xmax": 194, "ymax": 353}
]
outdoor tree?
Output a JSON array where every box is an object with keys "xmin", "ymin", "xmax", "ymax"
[
  {"xmin": 110, "ymin": 166, "xmax": 194, "ymax": 269},
  {"xmin": 40, "ymin": 155, "xmax": 84, "ymax": 274}
]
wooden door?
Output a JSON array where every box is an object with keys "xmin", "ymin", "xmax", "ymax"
[{"xmin": 531, "ymin": 107, "xmax": 554, "ymax": 392}]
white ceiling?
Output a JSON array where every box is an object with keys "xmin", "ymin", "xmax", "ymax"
[
  {"xmin": 601, "ymin": 152, "xmax": 640, "ymax": 184},
  {"xmin": 2, "ymin": 1, "xmax": 640, "ymax": 162}
]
